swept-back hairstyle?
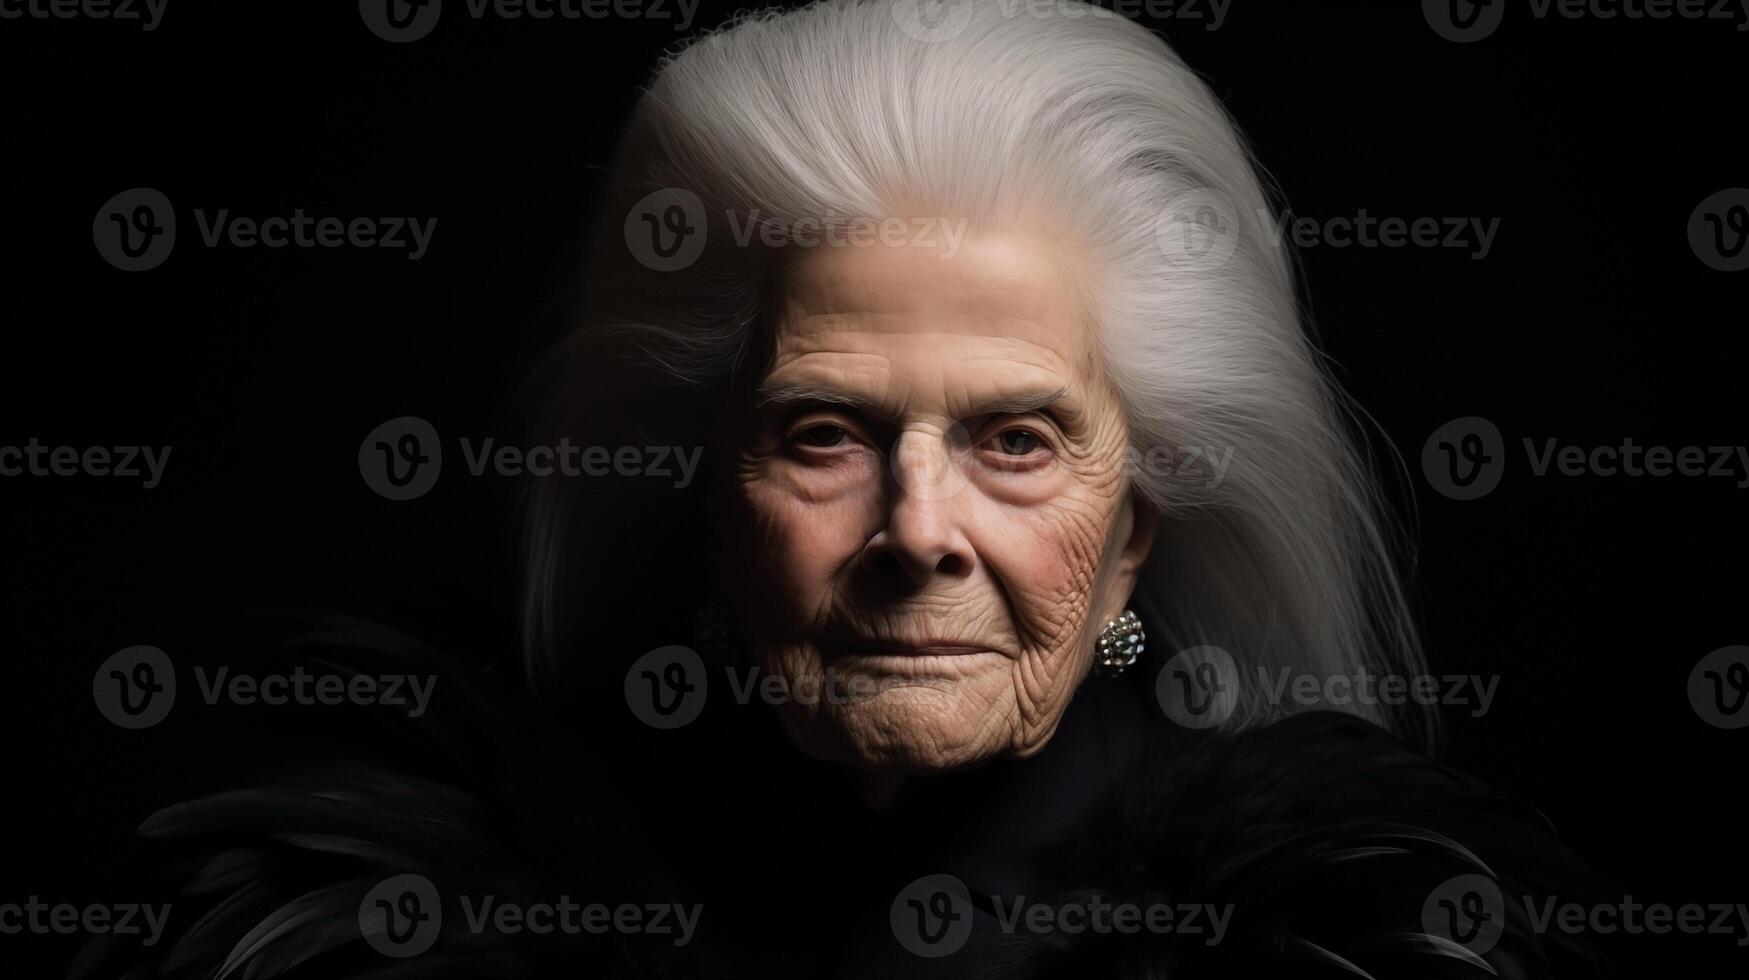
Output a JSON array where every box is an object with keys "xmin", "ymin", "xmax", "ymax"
[{"xmin": 525, "ymin": 0, "xmax": 1431, "ymax": 746}]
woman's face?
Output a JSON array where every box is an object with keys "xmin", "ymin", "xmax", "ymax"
[{"xmin": 720, "ymin": 231, "xmax": 1156, "ymax": 773}]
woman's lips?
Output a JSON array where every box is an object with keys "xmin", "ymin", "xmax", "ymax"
[{"xmin": 827, "ymin": 639, "xmax": 991, "ymax": 657}]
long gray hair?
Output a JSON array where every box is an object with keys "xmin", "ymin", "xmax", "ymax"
[{"xmin": 524, "ymin": 0, "xmax": 1431, "ymax": 746}]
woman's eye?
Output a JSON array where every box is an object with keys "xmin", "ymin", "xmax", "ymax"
[
  {"xmin": 794, "ymin": 424, "xmax": 849, "ymax": 448},
  {"xmin": 992, "ymin": 429, "xmax": 1043, "ymax": 456}
]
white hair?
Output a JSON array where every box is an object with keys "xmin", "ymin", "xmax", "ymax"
[{"xmin": 525, "ymin": 0, "xmax": 1432, "ymax": 744}]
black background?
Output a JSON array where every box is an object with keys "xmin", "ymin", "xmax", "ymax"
[{"xmin": 2, "ymin": 0, "xmax": 1744, "ymax": 974}]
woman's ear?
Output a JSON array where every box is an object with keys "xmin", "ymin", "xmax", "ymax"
[
  {"xmin": 1116, "ymin": 486, "xmax": 1160, "ymax": 580},
  {"xmin": 1095, "ymin": 486, "xmax": 1160, "ymax": 630}
]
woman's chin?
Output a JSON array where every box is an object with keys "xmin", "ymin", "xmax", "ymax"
[{"xmin": 778, "ymin": 683, "xmax": 1020, "ymax": 775}]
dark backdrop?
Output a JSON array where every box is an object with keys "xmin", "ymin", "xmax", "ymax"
[{"xmin": 2, "ymin": 0, "xmax": 1744, "ymax": 974}]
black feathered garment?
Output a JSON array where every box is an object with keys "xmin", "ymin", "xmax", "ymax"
[{"xmin": 75, "ymin": 614, "xmax": 1616, "ymax": 978}]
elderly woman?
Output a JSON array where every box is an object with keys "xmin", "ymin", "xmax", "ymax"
[{"xmin": 85, "ymin": 2, "xmax": 1611, "ymax": 978}]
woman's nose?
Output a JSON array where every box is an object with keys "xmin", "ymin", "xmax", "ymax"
[{"xmin": 861, "ymin": 430, "xmax": 975, "ymax": 586}]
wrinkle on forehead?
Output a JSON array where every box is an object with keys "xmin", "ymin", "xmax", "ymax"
[
  {"xmin": 767, "ymin": 233, "xmax": 1105, "ymax": 412},
  {"xmin": 781, "ymin": 231, "xmax": 1094, "ymax": 338}
]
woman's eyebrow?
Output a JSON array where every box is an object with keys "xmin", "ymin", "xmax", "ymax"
[
  {"xmin": 755, "ymin": 379, "xmax": 1077, "ymax": 420},
  {"xmin": 754, "ymin": 379, "xmax": 884, "ymax": 414},
  {"xmin": 969, "ymin": 384, "xmax": 1076, "ymax": 418}
]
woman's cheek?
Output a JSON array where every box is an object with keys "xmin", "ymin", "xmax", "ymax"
[
  {"xmin": 976, "ymin": 495, "xmax": 1112, "ymax": 642},
  {"xmin": 742, "ymin": 453, "xmax": 883, "ymax": 593}
]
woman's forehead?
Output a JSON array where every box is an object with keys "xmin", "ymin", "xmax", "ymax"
[{"xmin": 771, "ymin": 233, "xmax": 1098, "ymax": 370}]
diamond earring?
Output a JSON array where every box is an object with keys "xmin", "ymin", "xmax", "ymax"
[{"xmin": 1093, "ymin": 610, "xmax": 1145, "ymax": 677}]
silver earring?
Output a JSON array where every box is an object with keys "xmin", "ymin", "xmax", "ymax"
[{"xmin": 1093, "ymin": 610, "xmax": 1145, "ymax": 677}]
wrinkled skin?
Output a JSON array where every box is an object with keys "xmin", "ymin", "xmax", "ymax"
[{"xmin": 716, "ymin": 232, "xmax": 1158, "ymax": 781}]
